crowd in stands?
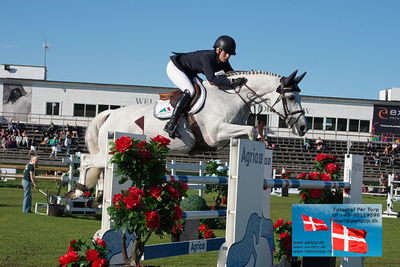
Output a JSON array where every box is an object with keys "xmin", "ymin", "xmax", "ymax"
[
  {"xmin": 302, "ymin": 137, "xmax": 328, "ymax": 151},
  {"xmin": 1, "ymin": 120, "xmax": 81, "ymax": 158}
]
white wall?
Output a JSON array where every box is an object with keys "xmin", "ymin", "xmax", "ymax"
[{"xmin": 0, "ymin": 64, "xmax": 46, "ymax": 80}]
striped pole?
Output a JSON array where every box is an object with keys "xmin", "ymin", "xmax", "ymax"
[
  {"xmin": 264, "ymin": 178, "xmax": 351, "ymax": 190},
  {"xmin": 183, "ymin": 210, "xmax": 227, "ymax": 220},
  {"xmin": 164, "ymin": 175, "xmax": 228, "ymax": 184}
]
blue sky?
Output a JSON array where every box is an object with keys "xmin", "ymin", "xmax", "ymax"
[{"xmin": 1, "ymin": 1, "xmax": 399, "ymax": 100}]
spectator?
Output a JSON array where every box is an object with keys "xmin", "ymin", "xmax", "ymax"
[
  {"xmin": 303, "ymin": 137, "xmax": 312, "ymax": 150},
  {"xmin": 15, "ymin": 132, "xmax": 22, "ymax": 148},
  {"xmin": 64, "ymin": 134, "xmax": 72, "ymax": 155},
  {"xmin": 0, "ymin": 137, "xmax": 6, "ymax": 150},
  {"xmin": 22, "ymin": 156, "xmax": 38, "ymax": 213},
  {"xmin": 28, "ymin": 136, "xmax": 37, "ymax": 157},
  {"xmin": 315, "ymin": 137, "xmax": 324, "ymax": 151},
  {"xmin": 383, "ymin": 144, "xmax": 390, "ymax": 155},
  {"xmin": 49, "ymin": 136, "xmax": 58, "ymax": 158},
  {"xmin": 378, "ymin": 173, "xmax": 387, "ymax": 193},
  {"xmin": 7, "ymin": 120, "xmax": 14, "ymax": 132},
  {"xmin": 47, "ymin": 122, "xmax": 57, "ymax": 136},
  {"xmin": 390, "ymin": 142, "xmax": 398, "ymax": 154},
  {"xmin": 373, "ymin": 152, "xmax": 382, "ymax": 167},
  {"xmin": 21, "ymin": 131, "xmax": 29, "ymax": 148},
  {"xmin": 366, "ymin": 141, "xmax": 374, "ymax": 154},
  {"xmin": 0, "ymin": 129, "xmax": 7, "ymax": 137},
  {"xmin": 389, "ymin": 154, "xmax": 396, "ymax": 167}
]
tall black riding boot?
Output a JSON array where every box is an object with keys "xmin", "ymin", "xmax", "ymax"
[{"xmin": 164, "ymin": 90, "xmax": 192, "ymax": 139}]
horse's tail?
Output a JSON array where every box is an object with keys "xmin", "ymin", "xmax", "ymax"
[{"xmin": 85, "ymin": 109, "xmax": 113, "ymax": 154}]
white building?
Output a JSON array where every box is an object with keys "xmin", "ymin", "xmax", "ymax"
[{"xmin": 1, "ymin": 64, "xmax": 399, "ymax": 142}]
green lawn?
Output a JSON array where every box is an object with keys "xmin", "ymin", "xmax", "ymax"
[{"xmin": 0, "ymin": 181, "xmax": 399, "ymax": 266}]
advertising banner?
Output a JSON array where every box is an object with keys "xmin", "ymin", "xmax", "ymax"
[
  {"xmin": 292, "ymin": 204, "xmax": 382, "ymax": 257},
  {"xmin": 372, "ymin": 104, "xmax": 400, "ymax": 135}
]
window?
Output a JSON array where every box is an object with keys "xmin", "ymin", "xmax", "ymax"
[
  {"xmin": 110, "ymin": 105, "xmax": 120, "ymax": 110},
  {"xmin": 306, "ymin": 116, "xmax": 313, "ymax": 130},
  {"xmin": 360, "ymin": 120, "xmax": 370, "ymax": 133},
  {"xmin": 337, "ymin": 118, "xmax": 347, "ymax": 131},
  {"xmin": 279, "ymin": 117, "xmax": 287, "ymax": 128},
  {"xmin": 98, "ymin": 104, "xmax": 109, "ymax": 114},
  {"xmin": 46, "ymin": 102, "xmax": 60, "ymax": 115},
  {"xmin": 313, "ymin": 117, "xmax": 323, "ymax": 130},
  {"xmin": 349, "ymin": 119, "xmax": 359, "ymax": 132},
  {"xmin": 325, "ymin": 117, "xmax": 336, "ymax": 131},
  {"xmin": 73, "ymin": 103, "xmax": 96, "ymax": 117}
]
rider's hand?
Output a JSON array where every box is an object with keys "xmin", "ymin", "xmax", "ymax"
[{"xmin": 231, "ymin": 77, "xmax": 247, "ymax": 88}]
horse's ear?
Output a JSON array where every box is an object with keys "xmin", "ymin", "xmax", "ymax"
[
  {"xmin": 284, "ymin": 70, "xmax": 298, "ymax": 86},
  {"xmin": 294, "ymin": 72, "xmax": 307, "ymax": 84}
]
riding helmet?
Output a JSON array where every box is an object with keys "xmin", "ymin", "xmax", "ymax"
[{"xmin": 213, "ymin": 35, "xmax": 236, "ymax": 55}]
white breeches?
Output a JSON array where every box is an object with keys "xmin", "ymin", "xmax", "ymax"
[{"xmin": 166, "ymin": 60, "xmax": 196, "ymax": 97}]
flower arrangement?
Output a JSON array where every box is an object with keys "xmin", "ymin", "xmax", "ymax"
[
  {"xmin": 198, "ymin": 224, "xmax": 216, "ymax": 239},
  {"xmin": 58, "ymin": 237, "xmax": 108, "ymax": 267},
  {"xmin": 296, "ymin": 153, "xmax": 342, "ymax": 204},
  {"xmin": 107, "ymin": 135, "xmax": 188, "ymax": 266},
  {"xmin": 204, "ymin": 159, "xmax": 229, "ymax": 208},
  {"xmin": 273, "ymin": 218, "xmax": 298, "ymax": 264}
]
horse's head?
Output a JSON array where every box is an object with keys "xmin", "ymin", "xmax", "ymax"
[{"xmin": 267, "ymin": 70, "xmax": 308, "ymax": 136}]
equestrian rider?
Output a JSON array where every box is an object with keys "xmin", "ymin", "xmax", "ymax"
[{"xmin": 164, "ymin": 35, "xmax": 247, "ymax": 139}]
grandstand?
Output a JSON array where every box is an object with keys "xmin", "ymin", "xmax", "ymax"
[{"xmin": 0, "ymin": 121, "xmax": 394, "ymax": 185}]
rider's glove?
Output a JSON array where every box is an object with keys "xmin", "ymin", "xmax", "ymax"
[{"xmin": 231, "ymin": 77, "xmax": 247, "ymax": 88}]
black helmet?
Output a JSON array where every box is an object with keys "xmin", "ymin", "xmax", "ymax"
[{"xmin": 213, "ymin": 35, "xmax": 236, "ymax": 55}]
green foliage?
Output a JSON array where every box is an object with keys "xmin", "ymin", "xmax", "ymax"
[
  {"xmin": 204, "ymin": 160, "xmax": 228, "ymax": 207},
  {"xmin": 181, "ymin": 194, "xmax": 208, "ymax": 211}
]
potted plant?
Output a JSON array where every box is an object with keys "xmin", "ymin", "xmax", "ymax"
[
  {"xmin": 107, "ymin": 135, "xmax": 188, "ymax": 266},
  {"xmin": 273, "ymin": 218, "xmax": 301, "ymax": 267},
  {"xmin": 58, "ymin": 237, "xmax": 109, "ymax": 267}
]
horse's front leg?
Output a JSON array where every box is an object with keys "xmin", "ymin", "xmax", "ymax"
[{"xmin": 216, "ymin": 123, "xmax": 258, "ymax": 142}]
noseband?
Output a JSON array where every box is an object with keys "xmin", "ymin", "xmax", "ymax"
[{"xmin": 234, "ymin": 83, "xmax": 304, "ymax": 127}]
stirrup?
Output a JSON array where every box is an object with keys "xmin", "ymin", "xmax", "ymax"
[{"xmin": 164, "ymin": 123, "xmax": 181, "ymax": 139}]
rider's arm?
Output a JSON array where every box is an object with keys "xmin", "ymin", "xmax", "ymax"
[{"xmin": 201, "ymin": 55, "xmax": 232, "ymax": 88}]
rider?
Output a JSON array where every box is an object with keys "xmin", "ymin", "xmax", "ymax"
[{"xmin": 164, "ymin": 35, "xmax": 247, "ymax": 139}]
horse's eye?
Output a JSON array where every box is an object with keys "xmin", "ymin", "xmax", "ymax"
[{"xmin": 287, "ymin": 95, "xmax": 295, "ymax": 101}]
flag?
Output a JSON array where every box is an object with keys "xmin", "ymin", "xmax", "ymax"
[
  {"xmin": 301, "ymin": 214, "xmax": 329, "ymax": 231},
  {"xmin": 332, "ymin": 222, "xmax": 368, "ymax": 254},
  {"xmin": 135, "ymin": 116, "xmax": 145, "ymax": 133}
]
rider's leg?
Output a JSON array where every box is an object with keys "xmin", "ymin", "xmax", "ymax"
[
  {"xmin": 165, "ymin": 60, "xmax": 195, "ymax": 138},
  {"xmin": 164, "ymin": 90, "xmax": 191, "ymax": 138}
]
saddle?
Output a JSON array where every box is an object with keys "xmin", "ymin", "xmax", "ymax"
[
  {"xmin": 153, "ymin": 77, "xmax": 207, "ymax": 119},
  {"xmin": 153, "ymin": 77, "xmax": 214, "ymax": 154}
]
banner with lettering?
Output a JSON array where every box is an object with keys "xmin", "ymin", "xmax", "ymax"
[
  {"xmin": 372, "ymin": 104, "xmax": 400, "ymax": 135},
  {"xmin": 292, "ymin": 204, "xmax": 382, "ymax": 257}
]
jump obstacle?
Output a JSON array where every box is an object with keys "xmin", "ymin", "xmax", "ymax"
[
  {"xmin": 382, "ymin": 174, "xmax": 400, "ymax": 218},
  {"xmin": 91, "ymin": 132, "xmax": 363, "ymax": 267}
]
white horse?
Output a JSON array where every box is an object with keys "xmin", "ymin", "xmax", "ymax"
[{"xmin": 66, "ymin": 70, "xmax": 308, "ymax": 200}]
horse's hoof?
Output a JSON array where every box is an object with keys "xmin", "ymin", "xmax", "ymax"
[
  {"xmin": 64, "ymin": 190, "xmax": 77, "ymax": 200},
  {"xmin": 85, "ymin": 198, "xmax": 101, "ymax": 209}
]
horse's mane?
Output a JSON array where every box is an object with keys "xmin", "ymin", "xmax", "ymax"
[{"xmin": 225, "ymin": 70, "xmax": 282, "ymax": 78}]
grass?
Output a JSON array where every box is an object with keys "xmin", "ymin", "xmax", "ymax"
[{"xmin": 0, "ymin": 180, "xmax": 399, "ymax": 266}]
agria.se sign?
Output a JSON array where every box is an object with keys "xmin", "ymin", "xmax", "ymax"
[{"xmin": 240, "ymin": 146, "xmax": 272, "ymax": 167}]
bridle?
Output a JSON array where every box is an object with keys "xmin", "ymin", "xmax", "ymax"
[{"xmin": 233, "ymin": 81, "xmax": 304, "ymax": 127}]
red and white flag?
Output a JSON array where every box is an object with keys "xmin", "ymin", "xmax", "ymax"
[
  {"xmin": 301, "ymin": 214, "xmax": 329, "ymax": 231},
  {"xmin": 331, "ymin": 222, "xmax": 368, "ymax": 254}
]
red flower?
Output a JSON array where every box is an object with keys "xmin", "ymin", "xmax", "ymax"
[
  {"xmin": 84, "ymin": 191, "xmax": 91, "ymax": 197},
  {"xmin": 300, "ymin": 193, "xmax": 306, "ymax": 200},
  {"xmin": 166, "ymin": 185, "xmax": 180, "ymax": 200},
  {"xmin": 308, "ymin": 172, "xmax": 320, "ymax": 180},
  {"xmin": 85, "ymin": 249, "xmax": 100, "ymax": 261},
  {"xmin": 115, "ymin": 136, "xmax": 132, "ymax": 153},
  {"xmin": 309, "ymin": 189, "xmax": 323, "ymax": 199},
  {"xmin": 59, "ymin": 251, "xmax": 79, "ymax": 265},
  {"xmin": 151, "ymin": 135, "xmax": 171, "ymax": 146},
  {"xmin": 95, "ymin": 238, "xmax": 106, "ymax": 248},
  {"xmin": 138, "ymin": 149, "xmax": 152, "ymax": 162},
  {"xmin": 203, "ymin": 229, "xmax": 215, "ymax": 239},
  {"xmin": 112, "ymin": 193, "xmax": 124, "ymax": 208},
  {"xmin": 221, "ymin": 197, "xmax": 227, "ymax": 205},
  {"xmin": 199, "ymin": 224, "xmax": 207, "ymax": 232},
  {"xmin": 176, "ymin": 181, "xmax": 189, "ymax": 191},
  {"xmin": 273, "ymin": 218, "xmax": 284, "ymax": 229},
  {"xmin": 145, "ymin": 211, "xmax": 160, "ymax": 229},
  {"xmin": 172, "ymin": 205, "xmax": 183, "ymax": 220},
  {"xmin": 123, "ymin": 187, "xmax": 144, "ymax": 210},
  {"xmin": 326, "ymin": 163, "xmax": 340, "ymax": 174},
  {"xmin": 136, "ymin": 140, "xmax": 147, "ymax": 148},
  {"xmin": 296, "ymin": 173, "xmax": 307, "ymax": 179},
  {"xmin": 279, "ymin": 232, "xmax": 289, "ymax": 239},
  {"xmin": 281, "ymin": 171, "xmax": 291, "ymax": 179},
  {"xmin": 92, "ymin": 258, "xmax": 107, "ymax": 267},
  {"xmin": 327, "ymin": 155, "xmax": 337, "ymax": 161},
  {"xmin": 320, "ymin": 172, "xmax": 331, "ymax": 181},
  {"xmin": 286, "ymin": 221, "xmax": 292, "ymax": 225},
  {"xmin": 171, "ymin": 223, "xmax": 183, "ymax": 234},
  {"xmin": 315, "ymin": 153, "xmax": 329, "ymax": 162},
  {"xmin": 283, "ymin": 234, "xmax": 292, "ymax": 250},
  {"xmin": 149, "ymin": 186, "xmax": 163, "ymax": 199}
]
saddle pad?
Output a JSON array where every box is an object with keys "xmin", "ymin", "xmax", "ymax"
[{"xmin": 153, "ymin": 100, "xmax": 173, "ymax": 119}]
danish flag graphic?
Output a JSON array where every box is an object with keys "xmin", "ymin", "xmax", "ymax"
[
  {"xmin": 301, "ymin": 214, "xmax": 328, "ymax": 231},
  {"xmin": 331, "ymin": 222, "xmax": 368, "ymax": 254}
]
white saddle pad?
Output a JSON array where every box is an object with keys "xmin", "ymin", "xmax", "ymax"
[{"xmin": 153, "ymin": 80, "xmax": 207, "ymax": 119}]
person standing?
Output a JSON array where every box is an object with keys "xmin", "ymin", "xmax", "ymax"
[{"xmin": 22, "ymin": 156, "xmax": 38, "ymax": 213}]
